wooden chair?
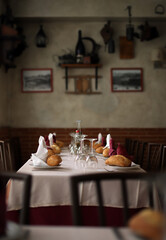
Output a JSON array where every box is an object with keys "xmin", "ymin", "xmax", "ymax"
[
  {"xmin": 134, "ymin": 141, "xmax": 147, "ymax": 168},
  {"xmin": 70, "ymin": 172, "xmax": 156, "ymax": 226},
  {"xmin": 0, "ymin": 171, "xmax": 32, "ymax": 224},
  {"xmin": 0, "ymin": 138, "xmax": 22, "ymax": 172},
  {"xmin": 10, "ymin": 137, "xmax": 22, "ymax": 171},
  {"xmin": 146, "ymin": 143, "xmax": 164, "ymax": 172},
  {"xmin": 161, "ymin": 145, "xmax": 166, "ymax": 171},
  {"xmin": 125, "ymin": 138, "xmax": 132, "ymax": 153},
  {"xmin": 0, "ymin": 141, "xmax": 8, "ymax": 171},
  {"xmin": 125, "ymin": 139, "xmax": 147, "ymax": 168}
]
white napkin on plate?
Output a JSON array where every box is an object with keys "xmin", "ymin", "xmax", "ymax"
[
  {"xmin": 48, "ymin": 132, "xmax": 56, "ymax": 146},
  {"xmin": 103, "ymin": 134, "xmax": 111, "ymax": 149},
  {"xmin": 31, "ymin": 136, "xmax": 48, "ymax": 167},
  {"xmin": 95, "ymin": 133, "xmax": 102, "ymax": 145}
]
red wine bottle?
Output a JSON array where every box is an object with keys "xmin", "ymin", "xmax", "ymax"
[{"xmin": 75, "ymin": 30, "xmax": 85, "ymax": 63}]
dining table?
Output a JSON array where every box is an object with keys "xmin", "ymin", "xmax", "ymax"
[
  {"xmin": 6, "ymin": 147, "xmax": 160, "ymax": 226},
  {"xmin": 3, "ymin": 221, "xmax": 148, "ymax": 240}
]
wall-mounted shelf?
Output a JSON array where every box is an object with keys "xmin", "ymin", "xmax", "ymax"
[
  {"xmin": 60, "ymin": 63, "xmax": 102, "ymax": 93},
  {"xmin": 65, "ymin": 91, "xmax": 102, "ymax": 94}
]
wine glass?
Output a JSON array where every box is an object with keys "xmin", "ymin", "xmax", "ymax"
[
  {"xmin": 74, "ymin": 136, "xmax": 87, "ymax": 169},
  {"xmin": 86, "ymin": 138, "xmax": 98, "ymax": 169}
]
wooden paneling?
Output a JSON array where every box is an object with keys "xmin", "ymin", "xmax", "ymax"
[{"xmin": 1, "ymin": 127, "xmax": 166, "ymax": 167}]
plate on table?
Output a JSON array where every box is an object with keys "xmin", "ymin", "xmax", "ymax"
[
  {"xmin": 104, "ymin": 162, "xmax": 140, "ymax": 172},
  {"xmin": 29, "ymin": 162, "xmax": 61, "ymax": 169}
]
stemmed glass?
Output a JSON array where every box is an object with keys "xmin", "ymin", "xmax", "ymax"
[
  {"xmin": 86, "ymin": 138, "xmax": 98, "ymax": 169},
  {"xmin": 74, "ymin": 136, "xmax": 87, "ymax": 169}
]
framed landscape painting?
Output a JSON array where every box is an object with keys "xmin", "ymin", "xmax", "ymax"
[
  {"xmin": 21, "ymin": 68, "xmax": 53, "ymax": 93},
  {"xmin": 111, "ymin": 68, "xmax": 143, "ymax": 92}
]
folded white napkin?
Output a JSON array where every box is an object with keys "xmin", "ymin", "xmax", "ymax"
[
  {"xmin": 95, "ymin": 133, "xmax": 102, "ymax": 144},
  {"xmin": 31, "ymin": 136, "xmax": 48, "ymax": 167},
  {"xmin": 103, "ymin": 134, "xmax": 111, "ymax": 149},
  {"xmin": 48, "ymin": 132, "xmax": 56, "ymax": 146}
]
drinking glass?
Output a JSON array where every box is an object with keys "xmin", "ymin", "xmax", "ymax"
[
  {"xmin": 86, "ymin": 138, "xmax": 98, "ymax": 169},
  {"xmin": 74, "ymin": 136, "xmax": 87, "ymax": 169}
]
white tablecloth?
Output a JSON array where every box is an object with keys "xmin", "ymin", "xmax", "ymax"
[{"xmin": 7, "ymin": 148, "xmax": 159, "ymax": 211}]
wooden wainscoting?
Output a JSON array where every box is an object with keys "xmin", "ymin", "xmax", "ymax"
[{"xmin": 0, "ymin": 127, "xmax": 166, "ymax": 167}]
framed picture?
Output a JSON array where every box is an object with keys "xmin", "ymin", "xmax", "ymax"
[
  {"xmin": 111, "ymin": 68, "xmax": 143, "ymax": 92},
  {"xmin": 21, "ymin": 68, "xmax": 53, "ymax": 93}
]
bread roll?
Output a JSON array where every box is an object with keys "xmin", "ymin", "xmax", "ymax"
[
  {"xmin": 105, "ymin": 154, "xmax": 131, "ymax": 167},
  {"xmin": 47, "ymin": 148, "xmax": 55, "ymax": 158},
  {"xmin": 93, "ymin": 143, "xmax": 102, "ymax": 150},
  {"xmin": 96, "ymin": 146, "xmax": 104, "ymax": 154},
  {"xmin": 47, "ymin": 155, "xmax": 62, "ymax": 166},
  {"xmin": 56, "ymin": 140, "xmax": 64, "ymax": 148},
  {"xmin": 51, "ymin": 144, "xmax": 61, "ymax": 154},
  {"xmin": 128, "ymin": 209, "xmax": 165, "ymax": 240},
  {"xmin": 103, "ymin": 148, "xmax": 110, "ymax": 157}
]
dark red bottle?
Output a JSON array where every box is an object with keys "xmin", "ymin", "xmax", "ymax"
[{"xmin": 75, "ymin": 30, "xmax": 85, "ymax": 63}]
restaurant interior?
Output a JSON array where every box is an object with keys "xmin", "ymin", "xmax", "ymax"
[{"xmin": 1, "ymin": 0, "xmax": 166, "ymax": 240}]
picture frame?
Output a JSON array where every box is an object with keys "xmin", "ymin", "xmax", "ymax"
[
  {"xmin": 21, "ymin": 68, "xmax": 53, "ymax": 93},
  {"xmin": 111, "ymin": 68, "xmax": 143, "ymax": 92}
]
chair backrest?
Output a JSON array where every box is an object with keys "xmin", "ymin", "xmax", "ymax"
[
  {"xmin": 125, "ymin": 139, "xmax": 147, "ymax": 168},
  {"xmin": 146, "ymin": 143, "xmax": 164, "ymax": 172},
  {"xmin": 70, "ymin": 172, "xmax": 156, "ymax": 226},
  {"xmin": 135, "ymin": 141, "xmax": 147, "ymax": 168},
  {"xmin": 0, "ymin": 138, "xmax": 22, "ymax": 172},
  {"xmin": 0, "ymin": 171, "xmax": 32, "ymax": 225},
  {"xmin": 161, "ymin": 146, "xmax": 166, "ymax": 171},
  {"xmin": 0, "ymin": 141, "xmax": 10, "ymax": 171},
  {"xmin": 125, "ymin": 138, "xmax": 132, "ymax": 153}
]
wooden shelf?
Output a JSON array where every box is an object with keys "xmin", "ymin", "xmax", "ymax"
[
  {"xmin": 63, "ymin": 75, "xmax": 102, "ymax": 79},
  {"xmin": 61, "ymin": 63, "xmax": 102, "ymax": 68},
  {"xmin": 65, "ymin": 91, "xmax": 102, "ymax": 95},
  {"xmin": 60, "ymin": 63, "xmax": 102, "ymax": 91}
]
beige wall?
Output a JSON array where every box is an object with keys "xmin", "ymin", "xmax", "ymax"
[
  {"xmin": 0, "ymin": 0, "xmax": 166, "ymax": 128},
  {"xmin": 9, "ymin": 0, "xmax": 166, "ymax": 18}
]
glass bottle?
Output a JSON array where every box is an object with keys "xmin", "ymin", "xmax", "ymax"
[
  {"xmin": 75, "ymin": 30, "xmax": 85, "ymax": 63},
  {"xmin": 76, "ymin": 120, "xmax": 82, "ymax": 135}
]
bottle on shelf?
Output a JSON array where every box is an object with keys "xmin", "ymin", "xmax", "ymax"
[{"xmin": 75, "ymin": 30, "xmax": 85, "ymax": 63}]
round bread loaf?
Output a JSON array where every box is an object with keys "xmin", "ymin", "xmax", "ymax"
[
  {"xmin": 47, "ymin": 155, "xmax": 62, "ymax": 166},
  {"xmin": 96, "ymin": 146, "xmax": 104, "ymax": 154},
  {"xmin": 56, "ymin": 140, "xmax": 64, "ymax": 148},
  {"xmin": 93, "ymin": 143, "xmax": 102, "ymax": 150},
  {"xmin": 103, "ymin": 148, "xmax": 110, "ymax": 157},
  {"xmin": 51, "ymin": 144, "xmax": 61, "ymax": 154},
  {"xmin": 128, "ymin": 209, "xmax": 165, "ymax": 240},
  {"xmin": 47, "ymin": 148, "xmax": 55, "ymax": 158},
  {"xmin": 105, "ymin": 154, "xmax": 131, "ymax": 167}
]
